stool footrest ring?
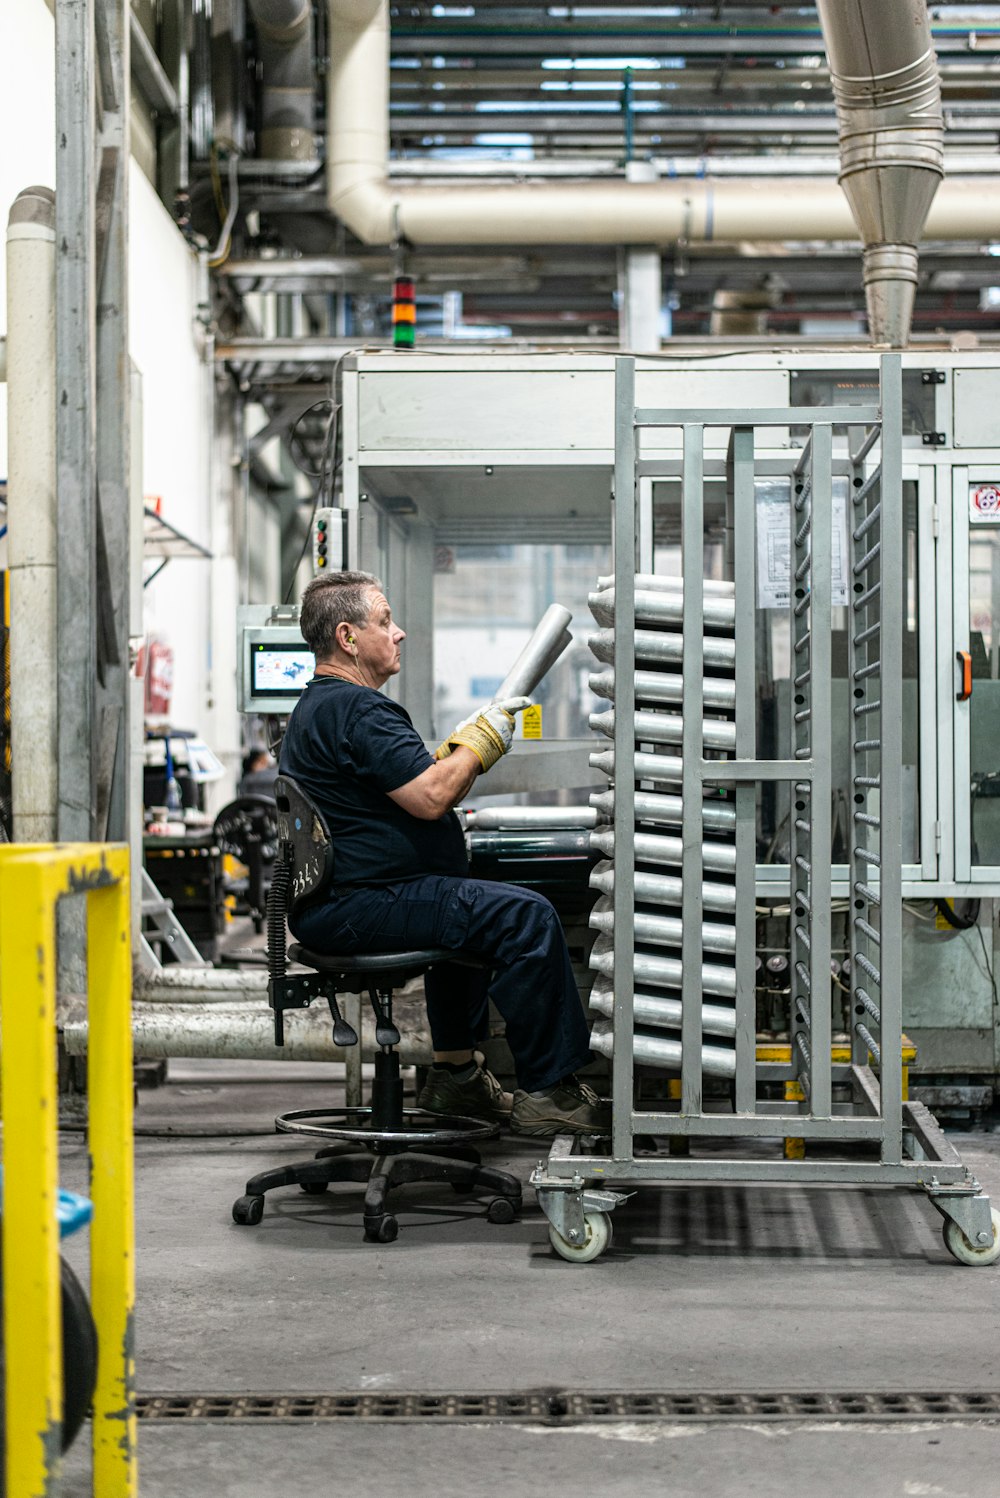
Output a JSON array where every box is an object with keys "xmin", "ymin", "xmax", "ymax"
[{"xmin": 274, "ymin": 1106, "xmax": 499, "ymax": 1148}]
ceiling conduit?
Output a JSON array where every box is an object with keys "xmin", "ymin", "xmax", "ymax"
[
  {"xmin": 327, "ymin": 0, "xmax": 1000, "ymax": 306},
  {"xmin": 816, "ymin": 0, "xmax": 943, "ymax": 344}
]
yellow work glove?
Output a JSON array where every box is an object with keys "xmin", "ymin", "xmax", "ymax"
[{"xmin": 434, "ymin": 696, "xmax": 532, "ymax": 772}]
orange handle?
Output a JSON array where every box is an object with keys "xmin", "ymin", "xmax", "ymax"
[{"xmin": 956, "ymin": 650, "xmax": 972, "ymax": 702}]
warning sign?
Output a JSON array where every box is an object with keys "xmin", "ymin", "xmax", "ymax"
[
  {"xmin": 970, "ymin": 484, "xmax": 1000, "ymax": 524},
  {"xmin": 521, "ymin": 704, "xmax": 543, "ymax": 740}
]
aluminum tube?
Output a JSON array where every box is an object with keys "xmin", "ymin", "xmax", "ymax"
[
  {"xmin": 590, "ymin": 933, "xmax": 736, "ymax": 999},
  {"xmin": 590, "ymin": 895, "xmax": 736, "ymax": 955},
  {"xmin": 596, "ymin": 574, "xmax": 734, "ymax": 597},
  {"xmin": 589, "ymin": 1016, "xmax": 736, "ymax": 1080},
  {"xmin": 590, "ymin": 707, "xmax": 736, "ymax": 753},
  {"xmin": 590, "ymin": 628, "xmax": 736, "ymax": 671},
  {"xmin": 6, "ymin": 187, "xmax": 57, "ymax": 841},
  {"xmin": 62, "ymin": 1002, "xmax": 433, "ymax": 1062},
  {"xmin": 468, "ymin": 806, "xmax": 597, "ymax": 830},
  {"xmin": 591, "ymin": 826, "xmax": 737, "ymax": 874},
  {"xmin": 590, "ymin": 748, "xmax": 683, "ymax": 788},
  {"xmin": 494, "ymin": 603, "xmax": 573, "ymax": 702},
  {"xmin": 589, "ymin": 975, "xmax": 736, "ymax": 1039},
  {"xmin": 589, "ymin": 587, "xmax": 735, "ymax": 633},
  {"xmin": 589, "ymin": 667, "xmax": 736, "ymax": 712},
  {"xmin": 591, "ymin": 787, "xmax": 737, "ymax": 832},
  {"xmin": 590, "ymin": 858, "xmax": 736, "ymax": 915}
]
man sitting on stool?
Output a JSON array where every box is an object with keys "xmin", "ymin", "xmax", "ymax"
[{"xmin": 279, "ymin": 569, "xmax": 609, "ymax": 1137}]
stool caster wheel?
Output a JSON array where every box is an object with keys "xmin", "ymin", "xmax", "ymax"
[
  {"xmin": 364, "ymin": 1215, "xmax": 398, "ymax": 1244},
  {"xmin": 233, "ymin": 1194, "xmax": 264, "ymax": 1226},
  {"xmin": 300, "ymin": 1181, "xmax": 329, "ymax": 1196},
  {"xmin": 486, "ymin": 1196, "xmax": 517, "ymax": 1225}
]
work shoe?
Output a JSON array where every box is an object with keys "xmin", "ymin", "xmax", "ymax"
[
  {"xmin": 510, "ymin": 1075, "xmax": 612, "ymax": 1138},
  {"xmin": 417, "ymin": 1059, "xmax": 513, "ymax": 1124}
]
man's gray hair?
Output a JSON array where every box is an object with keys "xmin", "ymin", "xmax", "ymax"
[{"xmin": 299, "ymin": 570, "xmax": 383, "ymax": 659}]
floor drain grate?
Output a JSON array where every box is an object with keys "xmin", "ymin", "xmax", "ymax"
[{"xmin": 137, "ymin": 1391, "xmax": 1000, "ymax": 1424}]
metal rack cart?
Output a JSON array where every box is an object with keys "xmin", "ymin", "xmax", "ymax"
[{"xmin": 532, "ymin": 353, "xmax": 1000, "ymax": 1266}]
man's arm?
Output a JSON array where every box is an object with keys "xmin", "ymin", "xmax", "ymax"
[{"xmin": 387, "ymin": 746, "xmax": 481, "ymax": 820}]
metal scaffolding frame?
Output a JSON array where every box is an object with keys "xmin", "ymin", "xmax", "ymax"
[{"xmin": 532, "ymin": 354, "xmax": 1000, "ymax": 1265}]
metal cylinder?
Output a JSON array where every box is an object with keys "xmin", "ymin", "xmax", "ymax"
[
  {"xmin": 590, "ymin": 707, "xmax": 736, "ymax": 754},
  {"xmin": 590, "ymin": 934, "xmax": 736, "ymax": 999},
  {"xmin": 589, "ymin": 587, "xmax": 735, "ymax": 633},
  {"xmin": 596, "ymin": 574, "xmax": 735, "ymax": 597},
  {"xmin": 590, "ymin": 826, "xmax": 736, "ymax": 874},
  {"xmin": 590, "ymin": 748, "xmax": 683, "ymax": 788},
  {"xmin": 495, "ymin": 603, "xmax": 573, "ymax": 701},
  {"xmin": 589, "ymin": 975, "xmax": 736, "ymax": 1038},
  {"xmin": 589, "ymin": 1016, "xmax": 736, "ymax": 1080},
  {"xmin": 589, "ymin": 666, "xmax": 736, "ymax": 712},
  {"xmin": 589, "ymin": 628, "xmax": 736, "ymax": 671},
  {"xmin": 467, "ymin": 805, "xmax": 597, "ymax": 831},
  {"xmin": 590, "ymin": 858, "xmax": 736, "ymax": 915},
  {"xmin": 590, "ymin": 895, "xmax": 736, "ymax": 955},
  {"xmin": 591, "ymin": 787, "xmax": 737, "ymax": 833}
]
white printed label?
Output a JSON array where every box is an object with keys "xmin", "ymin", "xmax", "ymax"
[{"xmin": 755, "ymin": 479, "xmax": 850, "ymax": 610}]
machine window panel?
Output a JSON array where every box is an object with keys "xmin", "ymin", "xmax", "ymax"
[{"xmin": 968, "ymin": 525, "xmax": 1000, "ymax": 866}]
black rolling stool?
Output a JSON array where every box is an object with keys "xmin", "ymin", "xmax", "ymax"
[{"xmin": 232, "ymin": 774, "xmax": 522, "ymax": 1243}]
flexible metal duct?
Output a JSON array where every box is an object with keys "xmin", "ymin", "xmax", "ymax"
[
  {"xmin": 248, "ymin": 0, "xmax": 316, "ymax": 160},
  {"xmin": 327, "ymin": 0, "xmax": 991, "ymax": 254},
  {"xmin": 815, "ymin": 0, "xmax": 944, "ymax": 346}
]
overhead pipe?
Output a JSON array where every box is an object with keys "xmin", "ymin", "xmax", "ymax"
[
  {"xmin": 815, "ymin": 0, "xmax": 944, "ymax": 345},
  {"xmin": 248, "ymin": 0, "xmax": 316, "ymax": 160},
  {"xmin": 5, "ymin": 187, "xmax": 57, "ymax": 842},
  {"xmin": 327, "ymin": 0, "xmax": 997, "ymax": 251}
]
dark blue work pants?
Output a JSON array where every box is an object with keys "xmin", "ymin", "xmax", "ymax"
[{"xmin": 290, "ymin": 874, "xmax": 592, "ymax": 1093}]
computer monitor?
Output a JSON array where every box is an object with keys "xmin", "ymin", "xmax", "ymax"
[{"xmin": 238, "ymin": 617, "xmax": 315, "ymax": 714}]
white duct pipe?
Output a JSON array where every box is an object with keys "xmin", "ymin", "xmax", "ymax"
[
  {"xmin": 5, "ymin": 187, "xmax": 57, "ymax": 842},
  {"xmin": 327, "ymin": 0, "xmax": 999, "ymax": 248},
  {"xmin": 816, "ymin": 0, "xmax": 944, "ymax": 346}
]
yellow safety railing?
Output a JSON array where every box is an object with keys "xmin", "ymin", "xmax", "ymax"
[{"xmin": 0, "ymin": 844, "xmax": 136, "ymax": 1498}]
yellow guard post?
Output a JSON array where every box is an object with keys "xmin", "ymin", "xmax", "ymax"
[{"xmin": 0, "ymin": 844, "xmax": 136, "ymax": 1498}]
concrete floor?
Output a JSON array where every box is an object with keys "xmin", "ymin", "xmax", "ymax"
[{"xmin": 57, "ymin": 1059, "xmax": 1000, "ymax": 1497}]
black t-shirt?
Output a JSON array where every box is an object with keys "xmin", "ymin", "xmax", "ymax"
[{"xmin": 278, "ymin": 676, "xmax": 468, "ymax": 887}]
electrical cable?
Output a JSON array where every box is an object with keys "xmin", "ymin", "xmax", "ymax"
[
  {"xmin": 933, "ymin": 897, "xmax": 981, "ymax": 931},
  {"xmin": 208, "ymin": 144, "xmax": 240, "ymax": 269}
]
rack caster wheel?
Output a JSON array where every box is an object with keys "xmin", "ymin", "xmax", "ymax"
[
  {"xmin": 232, "ymin": 1194, "xmax": 264, "ymax": 1226},
  {"xmin": 364, "ymin": 1215, "xmax": 399, "ymax": 1244},
  {"xmin": 486, "ymin": 1196, "xmax": 517, "ymax": 1225},
  {"xmin": 300, "ymin": 1181, "xmax": 329, "ymax": 1196},
  {"xmin": 943, "ymin": 1208, "xmax": 1000, "ymax": 1266},
  {"xmin": 548, "ymin": 1210, "xmax": 612, "ymax": 1263}
]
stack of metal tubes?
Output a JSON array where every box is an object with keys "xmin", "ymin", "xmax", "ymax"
[{"xmin": 585, "ymin": 573, "xmax": 739, "ymax": 1080}]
